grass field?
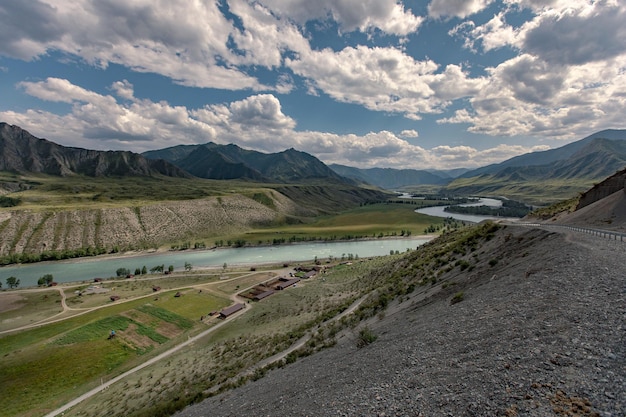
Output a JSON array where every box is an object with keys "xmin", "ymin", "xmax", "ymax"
[
  {"xmin": 61, "ymin": 255, "xmax": 398, "ymax": 417},
  {"xmin": 228, "ymin": 202, "xmax": 446, "ymax": 244},
  {"xmin": 0, "ymin": 252, "xmax": 403, "ymax": 417},
  {"xmin": 445, "ymin": 176, "xmax": 592, "ymax": 206},
  {"xmin": 0, "ymin": 172, "xmax": 259, "ymax": 210},
  {"xmin": 0, "ymin": 282, "xmax": 231, "ymax": 417}
]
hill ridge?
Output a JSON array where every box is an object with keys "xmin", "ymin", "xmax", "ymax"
[{"xmin": 0, "ymin": 122, "xmax": 189, "ymax": 178}]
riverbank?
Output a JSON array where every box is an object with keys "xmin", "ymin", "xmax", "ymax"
[{"xmin": 0, "ymin": 235, "xmax": 434, "ymax": 288}]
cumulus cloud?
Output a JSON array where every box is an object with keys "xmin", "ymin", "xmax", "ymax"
[
  {"xmin": 521, "ymin": 2, "xmax": 626, "ymax": 65},
  {"xmin": 257, "ymin": 0, "xmax": 423, "ymax": 35},
  {"xmin": 428, "ymin": 0, "xmax": 495, "ymax": 19},
  {"xmin": 2, "ymin": 78, "xmax": 542, "ymax": 169},
  {"xmin": 450, "ymin": 12, "xmax": 517, "ymax": 52},
  {"xmin": 439, "ymin": 0, "xmax": 626, "ymax": 139},
  {"xmin": 287, "ymin": 45, "xmax": 485, "ymax": 119},
  {"xmin": 0, "ymin": 0, "xmax": 65, "ymax": 59},
  {"xmin": 400, "ymin": 129, "xmax": 419, "ymax": 138},
  {"xmin": 0, "ymin": 0, "xmax": 269, "ymax": 90}
]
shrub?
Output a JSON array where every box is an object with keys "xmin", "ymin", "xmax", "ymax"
[
  {"xmin": 356, "ymin": 326, "xmax": 377, "ymax": 348},
  {"xmin": 450, "ymin": 291, "xmax": 464, "ymax": 305}
]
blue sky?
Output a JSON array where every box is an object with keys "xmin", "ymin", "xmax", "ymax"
[{"xmin": 1, "ymin": 0, "xmax": 625, "ymax": 170}]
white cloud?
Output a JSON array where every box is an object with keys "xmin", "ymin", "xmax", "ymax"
[
  {"xmin": 2, "ymin": 78, "xmax": 545, "ymax": 169},
  {"xmin": 110, "ymin": 80, "xmax": 134, "ymax": 101},
  {"xmin": 0, "ymin": 0, "xmax": 266, "ymax": 90},
  {"xmin": 287, "ymin": 45, "xmax": 485, "ymax": 119},
  {"xmin": 520, "ymin": 1, "xmax": 626, "ymax": 66},
  {"xmin": 439, "ymin": 52, "xmax": 626, "ymax": 139},
  {"xmin": 428, "ymin": 0, "xmax": 495, "ymax": 19},
  {"xmin": 257, "ymin": 0, "xmax": 423, "ymax": 35},
  {"xmin": 450, "ymin": 12, "xmax": 517, "ymax": 52},
  {"xmin": 440, "ymin": 1, "xmax": 626, "ymax": 140},
  {"xmin": 400, "ymin": 129, "xmax": 419, "ymax": 138}
]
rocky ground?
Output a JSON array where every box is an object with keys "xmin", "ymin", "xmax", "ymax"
[{"xmin": 177, "ymin": 225, "xmax": 625, "ymax": 417}]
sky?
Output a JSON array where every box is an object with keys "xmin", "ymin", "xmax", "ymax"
[{"xmin": 0, "ymin": 0, "xmax": 625, "ymax": 170}]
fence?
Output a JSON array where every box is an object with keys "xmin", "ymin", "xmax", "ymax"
[{"xmin": 514, "ymin": 222, "xmax": 626, "ymax": 242}]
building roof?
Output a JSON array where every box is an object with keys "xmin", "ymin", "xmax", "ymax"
[
  {"xmin": 219, "ymin": 303, "xmax": 245, "ymax": 317},
  {"xmin": 276, "ymin": 278, "xmax": 300, "ymax": 290},
  {"xmin": 253, "ymin": 290, "xmax": 275, "ymax": 300}
]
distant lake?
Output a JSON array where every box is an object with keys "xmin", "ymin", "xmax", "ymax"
[{"xmin": 0, "ymin": 237, "xmax": 432, "ymax": 288}]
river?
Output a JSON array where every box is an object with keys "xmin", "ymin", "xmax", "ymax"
[
  {"xmin": 415, "ymin": 197, "xmax": 520, "ymax": 223},
  {"xmin": 0, "ymin": 237, "xmax": 432, "ymax": 288}
]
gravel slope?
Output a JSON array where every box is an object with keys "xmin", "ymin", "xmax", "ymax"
[{"xmin": 177, "ymin": 225, "xmax": 625, "ymax": 417}]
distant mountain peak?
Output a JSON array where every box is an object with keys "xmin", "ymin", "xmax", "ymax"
[
  {"xmin": 143, "ymin": 142, "xmax": 353, "ymax": 184},
  {"xmin": 0, "ymin": 122, "xmax": 190, "ymax": 178}
]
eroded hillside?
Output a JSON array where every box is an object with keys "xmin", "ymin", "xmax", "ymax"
[{"xmin": 0, "ymin": 192, "xmax": 306, "ymax": 259}]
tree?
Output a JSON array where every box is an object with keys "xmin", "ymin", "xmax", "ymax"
[
  {"xmin": 168, "ymin": 265, "xmax": 174, "ymax": 273},
  {"xmin": 116, "ymin": 267, "xmax": 131, "ymax": 277},
  {"xmin": 184, "ymin": 262, "xmax": 192, "ymax": 272},
  {"xmin": 134, "ymin": 268, "xmax": 141, "ymax": 275},
  {"xmin": 141, "ymin": 265, "xmax": 147, "ymax": 275},
  {"xmin": 37, "ymin": 274, "xmax": 54, "ymax": 286},
  {"xmin": 222, "ymin": 262, "xmax": 227, "ymax": 272},
  {"xmin": 6, "ymin": 276, "xmax": 20, "ymax": 289}
]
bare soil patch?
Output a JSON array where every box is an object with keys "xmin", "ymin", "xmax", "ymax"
[
  {"xmin": 0, "ymin": 293, "xmax": 25, "ymax": 314},
  {"xmin": 119, "ymin": 323, "xmax": 155, "ymax": 351}
]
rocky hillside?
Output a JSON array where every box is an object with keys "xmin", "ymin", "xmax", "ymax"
[
  {"xmin": 576, "ymin": 167, "xmax": 626, "ymax": 210},
  {"xmin": 178, "ymin": 223, "xmax": 626, "ymax": 417},
  {"xmin": 0, "ymin": 123, "xmax": 189, "ymax": 178},
  {"xmin": 0, "ymin": 192, "xmax": 305, "ymax": 259}
]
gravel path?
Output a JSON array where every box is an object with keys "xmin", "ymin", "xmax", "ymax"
[{"xmin": 177, "ymin": 225, "xmax": 625, "ymax": 417}]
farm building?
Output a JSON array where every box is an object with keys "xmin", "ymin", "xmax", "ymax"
[
  {"xmin": 219, "ymin": 303, "xmax": 246, "ymax": 319},
  {"xmin": 275, "ymin": 278, "xmax": 300, "ymax": 290},
  {"xmin": 253, "ymin": 290, "xmax": 275, "ymax": 301}
]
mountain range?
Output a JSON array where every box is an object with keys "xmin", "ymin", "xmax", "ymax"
[
  {"xmin": 329, "ymin": 164, "xmax": 450, "ymax": 189},
  {"xmin": 2, "ymin": 122, "xmax": 625, "ymax": 200},
  {"xmin": 142, "ymin": 143, "xmax": 352, "ymax": 184},
  {"xmin": 0, "ymin": 122, "xmax": 189, "ymax": 178},
  {"xmin": 458, "ymin": 129, "xmax": 626, "ymax": 179}
]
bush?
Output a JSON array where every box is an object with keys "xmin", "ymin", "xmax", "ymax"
[
  {"xmin": 356, "ymin": 326, "xmax": 377, "ymax": 348},
  {"xmin": 450, "ymin": 291, "xmax": 464, "ymax": 305}
]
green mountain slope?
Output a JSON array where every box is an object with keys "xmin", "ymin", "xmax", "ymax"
[
  {"xmin": 446, "ymin": 133, "xmax": 626, "ymax": 203},
  {"xmin": 329, "ymin": 164, "xmax": 450, "ymax": 189},
  {"xmin": 144, "ymin": 143, "xmax": 352, "ymax": 184}
]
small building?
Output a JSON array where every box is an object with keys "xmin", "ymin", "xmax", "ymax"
[
  {"xmin": 303, "ymin": 270, "xmax": 317, "ymax": 279},
  {"xmin": 275, "ymin": 278, "xmax": 300, "ymax": 290},
  {"xmin": 219, "ymin": 303, "xmax": 245, "ymax": 319},
  {"xmin": 253, "ymin": 289, "xmax": 275, "ymax": 301},
  {"xmin": 110, "ymin": 295, "xmax": 120, "ymax": 301},
  {"xmin": 152, "ymin": 286, "xmax": 161, "ymax": 292}
]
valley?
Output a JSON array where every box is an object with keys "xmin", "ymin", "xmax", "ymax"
[{"xmin": 1, "ymin": 122, "xmax": 625, "ymax": 417}]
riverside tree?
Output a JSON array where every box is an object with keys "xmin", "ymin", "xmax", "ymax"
[
  {"xmin": 37, "ymin": 274, "xmax": 54, "ymax": 286},
  {"xmin": 6, "ymin": 276, "xmax": 19, "ymax": 289}
]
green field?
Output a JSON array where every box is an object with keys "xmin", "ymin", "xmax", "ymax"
[
  {"xmin": 445, "ymin": 176, "xmax": 592, "ymax": 206},
  {"xmin": 0, "ymin": 250, "xmax": 407, "ymax": 417},
  {"xmin": 228, "ymin": 202, "xmax": 446, "ymax": 244}
]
